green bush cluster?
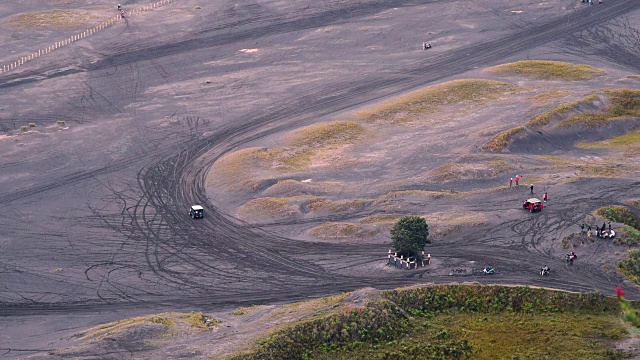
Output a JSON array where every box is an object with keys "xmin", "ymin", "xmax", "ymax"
[
  {"xmin": 597, "ymin": 206, "xmax": 640, "ymax": 230},
  {"xmin": 233, "ymin": 300, "xmax": 408, "ymax": 360},
  {"xmin": 382, "ymin": 284, "xmax": 618, "ymax": 314},
  {"xmin": 618, "ymin": 250, "xmax": 640, "ymax": 285},
  {"xmin": 234, "ymin": 285, "xmax": 625, "ymax": 359},
  {"xmin": 376, "ymin": 340, "xmax": 472, "ymax": 359},
  {"xmin": 614, "ymin": 228, "xmax": 640, "ymax": 247}
]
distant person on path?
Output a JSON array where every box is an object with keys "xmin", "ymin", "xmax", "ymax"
[
  {"xmin": 580, "ymin": 223, "xmax": 585, "ymax": 236},
  {"xmin": 118, "ymin": 3, "xmax": 121, "ymax": 10},
  {"xmin": 515, "ymin": 175, "xmax": 520, "ymax": 186},
  {"xmin": 121, "ymin": 10, "xmax": 125, "ymax": 18},
  {"xmin": 530, "ymin": 184, "xmax": 534, "ymax": 194},
  {"xmin": 543, "ymin": 192, "xmax": 548, "ymax": 202},
  {"xmin": 608, "ymin": 221, "xmax": 612, "ymax": 231},
  {"xmin": 602, "ymin": 222, "xmax": 606, "ymax": 232},
  {"xmin": 510, "ymin": 178, "xmax": 513, "ymax": 188}
]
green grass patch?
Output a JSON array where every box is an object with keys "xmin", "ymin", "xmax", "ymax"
[
  {"xmin": 481, "ymin": 126, "xmax": 526, "ymax": 152},
  {"xmin": 618, "ymin": 250, "xmax": 640, "ymax": 285},
  {"xmin": 578, "ymin": 128, "xmax": 640, "ymax": 150},
  {"xmin": 528, "ymin": 94, "xmax": 598, "ymax": 127},
  {"xmin": 596, "ymin": 206, "xmax": 640, "ymax": 230},
  {"xmin": 357, "ymin": 79, "xmax": 516, "ymax": 123},
  {"xmin": 484, "ymin": 60, "xmax": 605, "ymax": 81},
  {"xmin": 232, "ymin": 285, "xmax": 632, "ymax": 360},
  {"xmin": 614, "ymin": 228, "xmax": 640, "ymax": 247},
  {"xmin": 558, "ymin": 89, "xmax": 640, "ymax": 128}
]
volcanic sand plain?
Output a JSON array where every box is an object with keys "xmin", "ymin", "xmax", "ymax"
[{"xmin": 1, "ymin": 0, "xmax": 640, "ymax": 358}]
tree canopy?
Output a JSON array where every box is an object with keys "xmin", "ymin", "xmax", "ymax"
[{"xmin": 391, "ymin": 216, "xmax": 430, "ymax": 257}]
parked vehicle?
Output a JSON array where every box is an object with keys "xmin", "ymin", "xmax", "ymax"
[
  {"xmin": 522, "ymin": 198, "xmax": 544, "ymax": 213},
  {"xmin": 190, "ymin": 205, "xmax": 204, "ymax": 219}
]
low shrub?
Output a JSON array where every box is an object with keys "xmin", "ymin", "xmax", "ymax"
[
  {"xmin": 56, "ymin": 120, "xmax": 65, "ymax": 125},
  {"xmin": 29, "ymin": 122, "xmax": 35, "ymax": 127},
  {"xmin": 618, "ymin": 250, "xmax": 640, "ymax": 285},
  {"xmin": 614, "ymin": 228, "xmax": 640, "ymax": 247},
  {"xmin": 232, "ymin": 300, "xmax": 408, "ymax": 359},
  {"xmin": 383, "ymin": 284, "xmax": 618, "ymax": 314},
  {"xmin": 20, "ymin": 125, "xmax": 28, "ymax": 131},
  {"xmin": 596, "ymin": 206, "xmax": 640, "ymax": 230}
]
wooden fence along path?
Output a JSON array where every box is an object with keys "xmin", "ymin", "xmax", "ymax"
[{"xmin": 1, "ymin": 0, "xmax": 178, "ymax": 74}]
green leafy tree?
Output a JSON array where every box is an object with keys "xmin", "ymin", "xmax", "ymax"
[{"xmin": 391, "ymin": 216, "xmax": 430, "ymax": 257}]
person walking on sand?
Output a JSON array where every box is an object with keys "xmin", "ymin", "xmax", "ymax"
[
  {"xmin": 608, "ymin": 221, "xmax": 612, "ymax": 231},
  {"xmin": 580, "ymin": 223, "xmax": 585, "ymax": 236},
  {"xmin": 515, "ymin": 175, "xmax": 520, "ymax": 186},
  {"xmin": 509, "ymin": 178, "xmax": 513, "ymax": 188},
  {"xmin": 530, "ymin": 184, "xmax": 534, "ymax": 195},
  {"xmin": 543, "ymin": 192, "xmax": 548, "ymax": 202}
]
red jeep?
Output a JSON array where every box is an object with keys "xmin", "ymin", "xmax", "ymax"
[{"xmin": 523, "ymin": 198, "xmax": 543, "ymax": 212}]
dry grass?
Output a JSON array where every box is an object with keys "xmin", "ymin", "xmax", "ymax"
[
  {"xmin": 484, "ymin": 60, "xmax": 605, "ymax": 81},
  {"xmin": 4, "ymin": 9, "xmax": 106, "ymax": 29},
  {"xmin": 77, "ymin": 314, "xmax": 175, "ymax": 341},
  {"xmin": 266, "ymin": 293, "xmax": 350, "ymax": 322},
  {"xmin": 528, "ymin": 94, "xmax": 598, "ymax": 127},
  {"xmin": 377, "ymin": 190, "xmax": 456, "ymax": 200},
  {"xmin": 524, "ymin": 90, "xmax": 571, "ymax": 106},
  {"xmin": 306, "ymin": 198, "xmax": 371, "ymax": 213},
  {"xmin": 618, "ymin": 75, "xmax": 640, "ymax": 82},
  {"xmin": 237, "ymin": 196, "xmax": 315, "ymax": 221},
  {"xmin": 308, "ymin": 222, "xmax": 377, "ymax": 240},
  {"xmin": 356, "ymin": 79, "xmax": 516, "ymax": 124},
  {"xmin": 262, "ymin": 179, "xmax": 328, "ymax": 197},
  {"xmin": 558, "ymin": 89, "xmax": 640, "ymax": 128},
  {"xmin": 481, "ymin": 126, "xmax": 526, "ymax": 151},
  {"xmin": 186, "ymin": 312, "xmax": 210, "ymax": 331}
]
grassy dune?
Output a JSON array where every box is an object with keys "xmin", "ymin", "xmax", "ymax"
[
  {"xmin": 209, "ymin": 121, "xmax": 366, "ymax": 191},
  {"xmin": 356, "ymin": 79, "xmax": 516, "ymax": 124},
  {"xmin": 233, "ymin": 285, "xmax": 633, "ymax": 360},
  {"xmin": 481, "ymin": 127, "xmax": 526, "ymax": 151},
  {"xmin": 528, "ymin": 94, "xmax": 599, "ymax": 127},
  {"xmin": 484, "ymin": 60, "xmax": 605, "ymax": 81},
  {"xmin": 237, "ymin": 196, "xmax": 319, "ymax": 222},
  {"xmin": 558, "ymin": 89, "xmax": 640, "ymax": 128}
]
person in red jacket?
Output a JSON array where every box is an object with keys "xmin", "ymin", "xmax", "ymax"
[
  {"xmin": 543, "ymin": 192, "xmax": 548, "ymax": 202},
  {"xmin": 515, "ymin": 175, "xmax": 520, "ymax": 186}
]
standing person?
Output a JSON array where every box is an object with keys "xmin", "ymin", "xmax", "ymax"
[
  {"xmin": 530, "ymin": 184, "xmax": 534, "ymax": 195},
  {"xmin": 602, "ymin": 222, "xmax": 606, "ymax": 232},
  {"xmin": 121, "ymin": 10, "xmax": 125, "ymax": 18},
  {"xmin": 509, "ymin": 178, "xmax": 513, "ymax": 188},
  {"xmin": 543, "ymin": 192, "xmax": 548, "ymax": 202},
  {"xmin": 608, "ymin": 221, "xmax": 612, "ymax": 232},
  {"xmin": 118, "ymin": 3, "xmax": 121, "ymax": 10},
  {"xmin": 580, "ymin": 223, "xmax": 585, "ymax": 236},
  {"xmin": 515, "ymin": 175, "xmax": 520, "ymax": 186}
]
